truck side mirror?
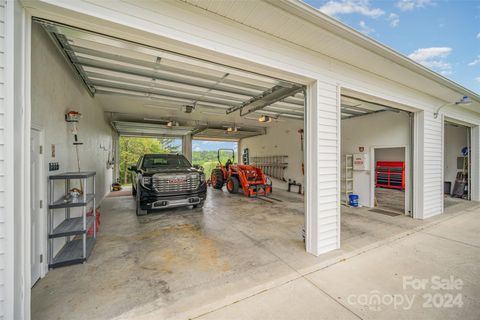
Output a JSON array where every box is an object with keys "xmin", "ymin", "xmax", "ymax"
[
  {"xmin": 128, "ymin": 165, "xmax": 137, "ymax": 172},
  {"xmin": 193, "ymin": 165, "xmax": 204, "ymax": 172}
]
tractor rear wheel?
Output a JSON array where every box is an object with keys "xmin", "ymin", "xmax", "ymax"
[
  {"xmin": 226, "ymin": 176, "xmax": 240, "ymax": 194},
  {"xmin": 211, "ymin": 169, "xmax": 225, "ymax": 189}
]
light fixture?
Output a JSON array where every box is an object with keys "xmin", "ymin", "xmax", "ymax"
[
  {"xmin": 258, "ymin": 115, "xmax": 272, "ymax": 123},
  {"xmin": 434, "ymin": 96, "xmax": 472, "ymax": 119},
  {"xmin": 226, "ymin": 126, "xmax": 239, "ymax": 133}
]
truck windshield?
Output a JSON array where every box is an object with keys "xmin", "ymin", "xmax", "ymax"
[{"xmin": 142, "ymin": 155, "xmax": 191, "ymax": 169}]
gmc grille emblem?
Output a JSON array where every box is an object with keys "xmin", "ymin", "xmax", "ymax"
[{"xmin": 168, "ymin": 178, "xmax": 186, "ymax": 184}]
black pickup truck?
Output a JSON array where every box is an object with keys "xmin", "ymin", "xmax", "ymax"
[{"xmin": 128, "ymin": 153, "xmax": 207, "ymax": 216}]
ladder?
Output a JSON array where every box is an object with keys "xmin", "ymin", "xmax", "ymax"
[{"xmin": 343, "ymin": 154, "xmax": 354, "ymax": 206}]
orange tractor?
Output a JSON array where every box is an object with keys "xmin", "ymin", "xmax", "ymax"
[{"xmin": 211, "ymin": 149, "xmax": 272, "ymax": 197}]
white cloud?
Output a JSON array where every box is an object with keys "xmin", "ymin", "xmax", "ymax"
[
  {"xmin": 388, "ymin": 13, "xmax": 400, "ymax": 27},
  {"xmin": 408, "ymin": 47, "xmax": 452, "ymax": 72},
  {"xmin": 319, "ymin": 0, "xmax": 385, "ymax": 18},
  {"xmin": 477, "ymin": 32, "xmax": 480, "ymax": 39},
  {"xmin": 476, "ymin": 77, "xmax": 480, "ymax": 84},
  {"xmin": 396, "ymin": 0, "xmax": 435, "ymax": 11},
  {"xmin": 358, "ymin": 20, "xmax": 375, "ymax": 35},
  {"xmin": 408, "ymin": 47, "xmax": 451, "ymax": 61},
  {"xmin": 468, "ymin": 56, "xmax": 480, "ymax": 67}
]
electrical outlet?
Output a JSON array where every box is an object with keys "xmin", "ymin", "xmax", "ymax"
[{"xmin": 49, "ymin": 162, "xmax": 60, "ymax": 171}]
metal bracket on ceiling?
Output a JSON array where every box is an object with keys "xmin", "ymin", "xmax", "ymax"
[
  {"xmin": 226, "ymin": 85, "xmax": 304, "ymax": 116},
  {"xmin": 40, "ymin": 25, "xmax": 96, "ymax": 97},
  {"xmin": 342, "ymin": 95, "xmax": 403, "ymax": 113},
  {"xmin": 191, "ymin": 73, "xmax": 230, "ymax": 108}
]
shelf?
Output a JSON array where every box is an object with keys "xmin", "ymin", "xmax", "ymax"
[
  {"xmin": 49, "ymin": 171, "xmax": 96, "ymax": 180},
  {"xmin": 49, "ymin": 194, "xmax": 94, "ymax": 209},
  {"xmin": 49, "ymin": 216, "xmax": 95, "ymax": 238},
  {"xmin": 49, "ymin": 237, "xmax": 96, "ymax": 268}
]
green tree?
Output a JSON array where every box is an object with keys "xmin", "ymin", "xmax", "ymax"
[{"xmin": 119, "ymin": 137, "xmax": 168, "ymax": 184}]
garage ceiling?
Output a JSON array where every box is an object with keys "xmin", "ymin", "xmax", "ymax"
[
  {"xmin": 111, "ymin": 120, "xmax": 266, "ymax": 140},
  {"xmin": 111, "ymin": 121, "xmax": 194, "ymax": 137},
  {"xmin": 341, "ymin": 95, "xmax": 404, "ymax": 120},
  {"xmin": 35, "ymin": 18, "xmax": 305, "ymax": 121},
  {"xmin": 193, "ymin": 128, "xmax": 265, "ymax": 140}
]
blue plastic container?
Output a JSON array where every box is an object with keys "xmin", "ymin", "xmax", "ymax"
[{"xmin": 349, "ymin": 194, "xmax": 359, "ymax": 207}]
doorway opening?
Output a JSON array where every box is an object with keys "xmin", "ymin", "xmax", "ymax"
[
  {"xmin": 443, "ymin": 120, "xmax": 471, "ymax": 209},
  {"xmin": 373, "ymin": 147, "xmax": 406, "ymax": 214}
]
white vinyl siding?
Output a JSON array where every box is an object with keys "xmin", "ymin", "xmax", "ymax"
[
  {"xmin": 417, "ymin": 111, "xmax": 443, "ymax": 218},
  {"xmin": 0, "ymin": 0, "xmax": 5, "ymax": 317},
  {"xmin": 306, "ymin": 81, "xmax": 340, "ymax": 255}
]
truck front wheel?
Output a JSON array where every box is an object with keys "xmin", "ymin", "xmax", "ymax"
[{"xmin": 135, "ymin": 189, "xmax": 147, "ymax": 216}]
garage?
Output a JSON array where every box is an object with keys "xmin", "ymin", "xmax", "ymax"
[
  {"xmin": 443, "ymin": 119, "xmax": 472, "ymax": 209},
  {"xmin": 4, "ymin": 1, "xmax": 480, "ymax": 319},
  {"xmin": 340, "ymin": 94, "xmax": 413, "ymax": 216},
  {"xmin": 29, "ymin": 19, "xmax": 310, "ymax": 319}
]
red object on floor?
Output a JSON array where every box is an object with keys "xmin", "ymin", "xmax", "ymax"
[
  {"xmin": 375, "ymin": 161, "xmax": 405, "ymax": 190},
  {"xmin": 87, "ymin": 208, "xmax": 101, "ymax": 236}
]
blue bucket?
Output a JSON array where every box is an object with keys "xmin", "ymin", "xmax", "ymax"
[{"xmin": 349, "ymin": 194, "xmax": 359, "ymax": 207}]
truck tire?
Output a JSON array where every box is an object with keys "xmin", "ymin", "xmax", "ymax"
[
  {"xmin": 211, "ymin": 169, "xmax": 225, "ymax": 189},
  {"xmin": 132, "ymin": 184, "xmax": 137, "ymax": 196},
  {"xmin": 135, "ymin": 190, "xmax": 147, "ymax": 216},
  {"xmin": 226, "ymin": 176, "xmax": 240, "ymax": 194}
]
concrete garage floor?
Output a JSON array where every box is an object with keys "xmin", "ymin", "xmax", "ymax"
[
  {"xmin": 375, "ymin": 187, "xmax": 405, "ymax": 213},
  {"xmin": 32, "ymin": 189, "xmax": 480, "ymax": 320}
]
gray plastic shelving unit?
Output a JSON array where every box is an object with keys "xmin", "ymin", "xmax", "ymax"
[{"xmin": 48, "ymin": 171, "xmax": 96, "ymax": 268}]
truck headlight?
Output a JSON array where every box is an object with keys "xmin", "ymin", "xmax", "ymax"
[
  {"xmin": 141, "ymin": 176, "xmax": 151, "ymax": 187},
  {"xmin": 199, "ymin": 173, "xmax": 205, "ymax": 183}
]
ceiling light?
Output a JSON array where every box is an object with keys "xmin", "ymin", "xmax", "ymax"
[{"xmin": 258, "ymin": 115, "xmax": 272, "ymax": 123}]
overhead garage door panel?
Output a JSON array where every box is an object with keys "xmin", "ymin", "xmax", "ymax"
[{"xmin": 35, "ymin": 18, "xmax": 306, "ymax": 121}]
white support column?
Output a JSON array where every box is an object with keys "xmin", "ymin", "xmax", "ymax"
[
  {"xmin": 5, "ymin": 1, "xmax": 29, "ymax": 318},
  {"xmin": 305, "ymin": 80, "xmax": 340, "ymax": 256},
  {"xmin": 413, "ymin": 111, "xmax": 443, "ymax": 219},
  {"xmin": 113, "ymin": 131, "xmax": 120, "ymax": 181},
  {"xmin": 470, "ymin": 126, "xmax": 480, "ymax": 201},
  {"xmin": 183, "ymin": 134, "xmax": 192, "ymax": 163}
]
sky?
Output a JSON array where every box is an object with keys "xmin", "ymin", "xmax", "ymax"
[
  {"xmin": 192, "ymin": 140, "xmax": 238, "ymax": 152},
  {"xmin": 303, "ymin": 0, "xmax": 480, "ymax": 94}
]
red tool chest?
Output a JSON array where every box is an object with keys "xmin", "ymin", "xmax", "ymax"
[{"xmin": 375, "ymin": 161, "xmax": 405, "ymax": 190}]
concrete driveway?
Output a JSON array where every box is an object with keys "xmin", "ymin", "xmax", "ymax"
[{"xmin": 193, "ymin": 208, "xmax": 480, "ymax": 320}]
